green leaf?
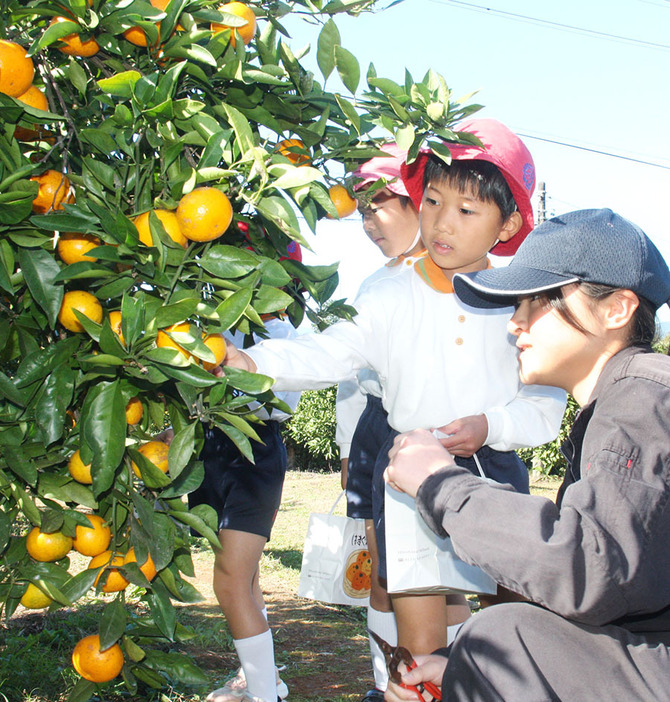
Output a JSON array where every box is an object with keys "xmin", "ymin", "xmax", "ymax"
[
  {"xmin": 17, "ymin": 248, "xmax": 63, "ymax": 328},
  {"xmin": 167, "ymin": 509, "xmax": 219, "ymax": 549},
  {"xmin": 223, "ymin": 367, "xmax": 274, "ymax": 394},
  {"xmin": 65, "ymin": 676, "xmax": 96, "ymax": 702},
  {"xmin": 220, "ymin": 102, "xmax": 255, "ymax": 155},
  {"xmin": 160, "ymin": 461, "xmax": 204, "ymax": 499},
  {"xmin": 147, "ymin": 580, "xmax": 177, "ymax": 640},
  {"xmin": 200, "ymin": 246, "xmax": 258, "ymax": 279},
  {"xmin": 0, "ymin": 371, "xmax": 25, "ymax": 407},
  {"xmin": 60, "ymin": 568, "xmax": 99, "ymax": 604},
  {"xmin": 215, "ymin": 288, "xmax": 252, "ymax": 329},
  {"xmin": 34, "ymin": 366, "xmax": 76, "ymax": 446},
  {"xmin": 144, "ymin": 650, "xmax": 208, "ymax": 685},
  {"xmin": 81, "ymin": 381, "xmax": 126, "ymax": 494},
  {"xmin": 99, "ymin": 599, "xmax": 127, "ymax": 650},
  {"xmin": 269, "ymin": 165, "xmax": 323, "ymax": 191},
  {"xmin": 317, "ymin": 19, "xmax": 340, "ymax": 81},
  {"xmin": 97, "ymin": 71, "xmax": 142, "ymax": 98},
  {"xmin": 167, "ymin": 423, "xmax": 196, "ymax": 480},
  {"xmin": 334, "ymin": 45, "xmax": 360, "ymax": 94},
  {"xmin": 334, "ymin": 94, "xmax": 361, "ymax": 134}
]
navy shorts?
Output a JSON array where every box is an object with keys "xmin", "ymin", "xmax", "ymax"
[
  {"xmin": 188, "ymin": 421, "xmax": 287, "ymax": 540},
  {"xmin": 373, "ymin": 433, "xmax": 530, "ymax": 580},
  {"xmin": 346, "ymin": 395, "xmax": 392, "ymax": 519}
]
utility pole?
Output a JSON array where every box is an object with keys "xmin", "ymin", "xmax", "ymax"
[{"xmin": 537, "ymin": 181, "xmax": 546, "ymax": 224}]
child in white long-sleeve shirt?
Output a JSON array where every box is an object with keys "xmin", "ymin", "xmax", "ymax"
[{"xmin": 223, "ymin": 119, "xmax": 567, "ymax": 658}]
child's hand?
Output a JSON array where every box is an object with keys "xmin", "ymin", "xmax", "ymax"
[
  {"xmin": 385, "ymin": 429, "xmax": 455, "ymax": 498},
  {"xmin": 221, "ymin": 342, "xmax": 257, "ymax": 373},
  {"xmin": 383, "ymin": 653, "xmax": 447, "ymax": 701},
  {"xmin": 435, "ymin": 414, "xmax": 488, "ymax": 457}
]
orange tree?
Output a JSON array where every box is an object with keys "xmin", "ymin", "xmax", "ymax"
[{"xmin": 0, "ymin": 0, "xmax": 480, "ymax": 697}]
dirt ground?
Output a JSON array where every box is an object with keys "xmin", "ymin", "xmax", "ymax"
[{"xmin": 185, "ymin": 550, "xmax": 374, "ymax": 701}]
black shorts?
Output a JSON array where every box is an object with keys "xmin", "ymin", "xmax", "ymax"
[
  {"xmin": 373, "ymin": 435, "xmax": 530, "ymax": 580},
  {"xmin": 346, "ymin": 395, "xmax": 392, "ymax": 519},
  {"xmin": 188, "ymin": 421, "xmax": 287, "ymax": 540}
]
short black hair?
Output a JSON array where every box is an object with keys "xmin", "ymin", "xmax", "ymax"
[
  {"xmin": 423, "ymin": 155, "xmax": 517, "ymax": 221},
  {"xmin": 544, "ymin": 283, "xmax": 657, "ymax": 347}
]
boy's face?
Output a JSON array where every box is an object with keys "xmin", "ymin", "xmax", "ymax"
[
  {"xmin": 420, "ymin": 178, "xmax": 521, "ymax": 280},
  {"xmin": 358, "ymin": 191, "xmax": 420, "ymax": 258}
]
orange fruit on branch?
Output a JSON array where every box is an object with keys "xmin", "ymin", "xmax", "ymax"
[
  {"xmin": 58, "ymin": 290, "xmax": 103, "ymax": 332},
  {"xmin": 211, "ymin": 2, "xmax": 257, "ymax": 47},
  {"xmin": 327, "ymin": 184, "xmax": 357, "ymax": 219},
  {"xmin": 124, "ymin": 546, "xmax": 157, "ymax": 581},
  {"xmin": 88, "ymin": 551, "xmax": 129, "ymax": 592},
  {"xmin": 68, "ymin": 449, "xmax": 92, "ymax": 484},
  {"xmin": 176, "ymin": 187, "xmax": 232, "ymax": 242},
  {"xmin": 202, "ymin": 333, "xmax": 227, "ymax": 371},
  {"xmin": 20, "ymin": 583, "xmax": 53, "ymax": 609},
  {"xmin": 122, "ymin": 0, "xmax": 175, "ymax": 47},
  {"xmin": 50, "ymin": 17, "xmax": 100, "ymax": 57},
  {"xmin": 134, "ymin": 209, "xmax": 187, "ymax": 248},
  {"xmin": 73, "ymin": 514, "xmax": 112, "ymax": 557},
  {"xmin": 72, "ymin": 634, "xmax": 124, "ymax": 683},
  {"xmin": 131, "ymin": 439, "xmax": 170, "ymax": 478},
  {"xmin": 0, "ymin": 40, "xmax": 34, "ymax": 97},
  {"xmin": 14, "ymin": 85, "xmax": 50, "ymax": 141},
  {"xmin": 125, "ymin": 396, "xmax": 143, "ymax": 425},
  {"xmin": 57, "ymin": 232, "xmax": 101, "ymax": 264},
  {"xmin": 107, "ymin": 310, "xmax": 125, "ymax": 345},
  {"xmin": 30, "ymin": 170, "xmax": 73, "ymax": 214},
  {"xmin": 278, "ymin": 138, "xmax": 311, "ymax": 166},
  {"xmin": 156, "ymin": 321, "xmax": 193, "ymax": 359},
  {"xmin": 26, "ymin": 526, "xmax": 73, "ymax": 562}
]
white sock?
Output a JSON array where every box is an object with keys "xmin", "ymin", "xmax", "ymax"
[
  {"xmin": 447, "ymin": 621, "xmax": 464, "ymax": 645},
  {"xmin": 234, "ymin": 630, "xmax": 277, "ymax": 702},
  {"xmin": 367, "ymin": 607, "xmax": 397, "ymax": 691}
]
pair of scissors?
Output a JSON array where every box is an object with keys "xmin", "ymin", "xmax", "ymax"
[{"xmin": 368, "ymin": 629, "xmax": 442, "ymax": 701}]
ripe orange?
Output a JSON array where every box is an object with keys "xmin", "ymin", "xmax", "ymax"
[
  {"xmin": 0, "ymin": 40, "xmax": 34, "ymax": 97},
  {"xmin": 156, "ymin": 321, "xmax": 192, "ymax": 359},
  {"xmin": 88, "ymin": 551, "xmax": 129, "ymax": 592},
  {"xmin": 50, "ymin": 17, "xmax": 100, "ymax": 57},
  {"xmin": 58, "ymin": 290, "xmax": 103, "ymax": 332},
  {"xmin": 278, "ymin": 138, "xmax": 310, "ymax": 166},
  {"xmin": 72, "ymin": 634, "xmax": 124, "ymax": 683},
  {"xmin": 31, "ymin": 170, "xmax": 73, "ymax": 214},
  {"xmin": 124, "ymin": 546, "xmax": 157, "ymax": 581},
  {"xmin": 68, "ymin": 449, "xmax": 92, "ymax": 484},
  {"xmin": 20, "ymin": 583, "xmax": 53, "ymax": 609},
  {"xmin": 26, "ymin": 526, "xmax": 73, "ymax": 562},
  {"xmin": 14, "ymin": 84, "xmax": 50, "ymax": 140},
  {"xmin": 211, "ymin": 2, "xmax": 257, "ymax": 47},
  {"xmin": 122, "ymin": 0, "xmax": 171, "ymax": 47},
  {"xmin": 73, "ymin": 514, "xmax": 111, "ymax": 557},
  {"xmin": 202, "ymin": 333, "xmax": 227, "ymax": 371},
  {"xmin": 107, "ymin": 310, "xmax": 125, "ymax": 345},
  {"xmin": 131, "ymin": 439, "xmax": 170, "ymax": 478},
  {"xmin": 125, "ymin": 397, "xmax": 143, "ymax": 425},
  {"xmin": 57, "ymin": 232, "xmax": 101, "ymax": 264},
  {"xmin": 16, "ymin": 84, "xmax": 48, "ymax": 111},
  {"xmin": 327, "ymin": 184, "xmax": 357, "ymax": 219},
  {"xmin": 176, "ymin": 187, "xmax": 233, "ymax": 242},
  {"xmin": 134, "ymin": 209, "xmax": 187, "ymax": 248}
]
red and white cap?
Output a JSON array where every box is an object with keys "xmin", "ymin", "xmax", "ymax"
[
  {"xmin": 353, "ymin": 143, "xmax": 409, "ymax": 197},
  {"xmin": 401, "ymin": 119, "xmax": 536, "ymax": 256}
]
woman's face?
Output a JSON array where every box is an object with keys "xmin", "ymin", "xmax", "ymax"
[{"xmin": 507, "ymin": 285, "xmax": 609, "ymax": 398}]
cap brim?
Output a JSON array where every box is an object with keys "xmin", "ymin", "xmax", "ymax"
[{"xmin": 453, "ymin": 267, "xmax": 580, "ymax": 309}]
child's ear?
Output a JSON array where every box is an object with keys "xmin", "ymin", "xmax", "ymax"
[{"xmin": 497, "ymin": 211, "xmax": 523, "ymax": 243}]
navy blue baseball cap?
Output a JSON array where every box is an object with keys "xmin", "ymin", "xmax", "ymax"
[{"xmin": 453, "ymin": 209, "xmax": 670, "ymax": 310}]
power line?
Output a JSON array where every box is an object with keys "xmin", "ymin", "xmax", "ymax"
[
  {"xmin": 428, "ymin": 0, "xmax": 670, "ymax": 51},
  {"xmin": 517, "ymin": 132, "xmax": 670, "ymax": 171}
]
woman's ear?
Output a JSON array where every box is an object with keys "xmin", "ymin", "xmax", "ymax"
[
  {"xmin": 604, "ymin": 289, "xmax": 639, "ymax": 331},
  {"xmin": 497, "ymin": 211, "xmax": 523, "ymax": 243}
]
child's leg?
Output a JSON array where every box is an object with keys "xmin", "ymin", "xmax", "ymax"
[
  {"xmin": 365, "ymin": 520, "xmax": 396, "ymax": 695},
  {"xmin": 445, "ymin": 593, "xmax": 471, "ymax": 644},
  {"xmin": 392, "ymin": 592, "xmax": 449, "ymax": 654},
  {"xmin": 213, "ymin": 528, "xmax": 277, "ymax": 702}
]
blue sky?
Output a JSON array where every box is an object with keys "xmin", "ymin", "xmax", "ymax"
[{"xmin": 282, "ymin": 0, "xmax": 670, "ymax": 318}]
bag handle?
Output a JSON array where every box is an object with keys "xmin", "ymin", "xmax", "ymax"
[
  {"xmin": 328, "ymin": 490, "xmax": 346, "ymax": 515},
  {"xmin": 472, "ymin": 452, "xmax": 487, "ymax": 479}
]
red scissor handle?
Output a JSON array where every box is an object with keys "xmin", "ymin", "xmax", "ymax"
[{"xmin": 391, "ymin": 646, "xmax": 442, "ymax": 701}]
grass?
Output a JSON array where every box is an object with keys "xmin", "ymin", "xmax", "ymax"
[{"xmin": 0, "ymin": 471, "xmax": 561, "ymax": 701}]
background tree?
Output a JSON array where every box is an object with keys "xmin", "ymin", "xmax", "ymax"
[{"xmin": 0, "ymin": 0, "xmax": 480, "ymax": 697}]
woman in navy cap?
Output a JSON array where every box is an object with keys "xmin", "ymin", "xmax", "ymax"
[{"xmin": 384, "ymin": 209, "xmax": 670, "ymax": 701}]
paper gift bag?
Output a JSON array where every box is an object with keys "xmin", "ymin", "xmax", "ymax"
[
  {"xmin": 385, "ymin": 484, "xmax": 497, "ymax": 596},
  {"xmin": 298, "ymin": 492, "xmax": 371, "ymax": 606}
]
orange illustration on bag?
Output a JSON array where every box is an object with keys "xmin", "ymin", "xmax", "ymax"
[{"xmin": 343, "ymin": 549, "xmax": 372, "ymax": 597}]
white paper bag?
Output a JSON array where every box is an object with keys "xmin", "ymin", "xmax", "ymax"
[
  {"xmin": 298, "ymin": 492, "xmax": 371, "ymax": 606},
  {"xmin": 385, "ymin": 484, "xmax": 497, "ymax": 596}
]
